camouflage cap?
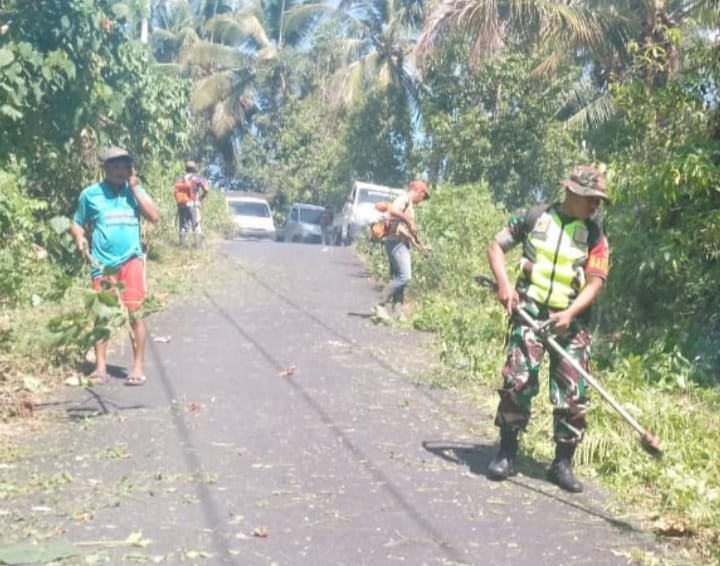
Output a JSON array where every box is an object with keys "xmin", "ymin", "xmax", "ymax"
[
  {"xmin": 102, "ymin": 146, "xmax": 132, "ymax": 164},
  {"xmin": 563, "ymin": 165, "xmax": 610, "ymax": 202}
]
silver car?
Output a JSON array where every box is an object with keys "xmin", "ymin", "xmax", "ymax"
[{"xmin": 278, "ymin": 203, "xmax": 324, "ymax": 243}]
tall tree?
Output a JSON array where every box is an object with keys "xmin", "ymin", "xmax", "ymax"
[
  {"xmin": 324, "ymin": 0, "xmax": 424, "ymax": 108},
  {"xmin": 416, "ymin": 0, "xmax": 720, "ymax": 128}
]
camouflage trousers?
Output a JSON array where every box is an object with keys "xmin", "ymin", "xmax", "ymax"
[{"xmin": 494, "ymin": 302, "xmax": 591, "ymax": 445}]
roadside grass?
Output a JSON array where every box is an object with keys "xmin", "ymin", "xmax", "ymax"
[{"xmin": 359, "ymin": 182, "xmax": 720, "ymax": 563}]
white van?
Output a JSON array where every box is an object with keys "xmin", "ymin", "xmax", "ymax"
[
  {"xmin": 333, "ymin": 181, "xmax": 405, "ymax": 245},
  {"xmin": 226, "ymin": 196, "xmax": 276, "ymax": 239}
]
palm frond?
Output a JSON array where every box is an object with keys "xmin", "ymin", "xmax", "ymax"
[
  {"xmin": 154, "ymin": 0, "xmax": 194, "ymax": 32},
  {"xmin": 151, "ymin": 27, "xmax": 182, "ymax": 62},
  {"xmin": 151, "ymin": 62, "xmax": 184, "ymax": 75},
  {"xmin": 396, "ymin": 0, "xmax": 425, "ymax": 29},
  {"xmin": 415, "ymin": 0, "xmax": 499, "ymax": 68},
  {"xmin": 283, "ymin": 4, "xmax": 334, "ymax": 44},
  {"xmin": 257, "ymin": 46, "xmax": 279, "ymax": 61},
  {"xmin": 211, "ymin": 101, "xmax": 239, "ymax": 138},
  {"xmin": 398, "ymin": 61, "xmax": 421, "ymax": 98},
  {"xmin": 150, "ymin": 28, "xmax": 177, "ymax": 43},
  {"xmin": 180, "ymin": 40, "xmax": 252, "ymax": 70},
  {"xmin": 203, "ymin": 0, "xmax": 239, "ymax": 20},
  {"xmin": 335, "ymin": 37, "xmax": 366, "ymax": 65},
  {"xmin": 191, "ymin": 71, "xmax": 234, "ymax": 112},
  {"xmin": 416, "ymin": 0, "xmax": 606, "ymax": 70},
  {"xmin": 564, "ymin": 88, "xmax": 616, "ymax": 130},
  {"xmin": 337, "ymin": 0, "xmax": 359, "ymax": 13},
  {"xmin": 204, "ymin": 14, "xmax": 272, "ymax": 50},
  {"xmin": 229, "ymin": 87, "xmax": 255, "ymax": 125},
  {"xmin": 238, "ymin": 0, "xmax": 266, "ymax": 21},
  {"xmin": 682, "ymin": 0, "xmax": 720, "ymax": 25},
  {"xmin": 177, "ymin": 27, "xmax": 200, "ymax": 48},
  {"xmin": 376, "ymin": 60, "xmax": 393, "ymax": 90},
  {"xmin": 529, "ymin": 51, "xmax": 561, "ymax": 78},
  {"xmin": 536, "ymin": 2, "xmax": 603, "ymax": 54},
  {"xmin": 337, "ymin": 51, "xmax": 381, "ymax": 106}
]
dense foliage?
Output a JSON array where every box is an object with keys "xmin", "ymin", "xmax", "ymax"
[
  {"xmin": 1, "ymin": 0, "xmax": 719, "ymax": 559},
  {"xmin": 417, "ymin": 39, "xmax": 577, "ymax": 207},
  {"xmin": 0, "ymin": 0, "xmax": 192, "ymax": 306}
]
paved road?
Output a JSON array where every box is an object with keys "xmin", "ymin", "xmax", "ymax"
[{"xmin": 2, "ymin": 241, "xmax": 665, "ymax": 565}]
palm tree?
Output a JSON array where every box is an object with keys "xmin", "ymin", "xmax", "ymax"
[
  {"xmin": 150, "ymin": 0, "xmax": 201, "ymax": 63},
  {"xmin": 184, "ymin": 0, "xmax": 324, "ymax": 139},
  {"xmin": 149, "ymin": 0, "xmax": 328, "ymax": 170},
  {"xmin": 416, "ymin": 0, "xmax": 603, "ymax": 73},
  {"xmin": 415, "ymin": 0, "xmax": 720, "ymax": 128},
  {"xmin": 321, "ymin": 0, "xmax": 425, "ymax": 107}
]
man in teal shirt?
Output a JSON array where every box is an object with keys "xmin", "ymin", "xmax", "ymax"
[{"xmin": 71, "ymin": 147, "xmax": 159, "ymax": 386}]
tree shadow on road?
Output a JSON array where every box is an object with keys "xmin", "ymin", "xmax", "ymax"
[
  {"xmin": 422, "ymin": 439, "xmax": 547, "ymax": 479},
  {"xmin": 422, "ymin": 440, "xmax": 638, "ymax": 533},
  {"xmin": 347, "ymin": 311, "xmax": 374, "ymax": 319},
  {"xmin": 36, "ymin": 387, "xmax": 146, "ymax": 422},
  {"xmin": 76, "ymin": 362, "xmax": 129, "ymax": 380},
  {"xmin": 348, "ymin": 271, "xmax": 373, "ymax": 279}
]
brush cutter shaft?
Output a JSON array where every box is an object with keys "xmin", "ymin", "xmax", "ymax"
[{"xmin": 513, "ymin": 308, "xmax": 648, "ymax": 437}]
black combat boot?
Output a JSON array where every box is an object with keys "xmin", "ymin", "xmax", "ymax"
[
  {"xmin": 487, "ymin": 429, "xmax": 519, "ymax": 481},
  {"xmin": 548, "ymin": 443, "xmax": 583, "ymax": 493}
]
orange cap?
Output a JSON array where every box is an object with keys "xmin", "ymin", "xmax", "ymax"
[{"xmin": 408, "ymin": 180, "xmax": 430, "ymax": 199}]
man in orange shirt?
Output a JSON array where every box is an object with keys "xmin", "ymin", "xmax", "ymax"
[
  {"xmin": 373, "ymin": 180, "xmax": 430, "ymax": 321},
  {"xmin": 174, "ymin": 160, "xmax": 209, "ymax": 247}
]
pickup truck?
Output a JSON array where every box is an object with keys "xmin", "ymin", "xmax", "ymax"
[{"xmin": 332, "ymin": 181, "xmax": 405, "ymax": 245}]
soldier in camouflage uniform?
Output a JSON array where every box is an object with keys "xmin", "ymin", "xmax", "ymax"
[{"xmin": 486, "ymin": 165, "xmax": 611, "ymax": 492}]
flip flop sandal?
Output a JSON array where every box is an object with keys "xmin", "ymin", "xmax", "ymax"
[
  {"xmin": 125, "ymin": 374, "xmax": 147, "ymax": 386},
  {"xmin": 87, "ymin": 371, "xmax": 109, "ymax": 385}
]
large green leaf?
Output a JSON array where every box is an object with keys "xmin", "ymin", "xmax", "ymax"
[
  {"xmin": 48, "ymin": 215, "xmax": 71, "ymax": 235},
  {"xmin": 96, "ymin": 290, "xmax": 121, "ymax": 308},
  {"xmin": 0, "ymin": 539, "xmax": 79, "ymax": 565}
]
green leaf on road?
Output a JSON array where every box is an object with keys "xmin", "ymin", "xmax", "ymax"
[{"xmin": 0, "ymin": 539, "xmax": 79, "ymax": 564}]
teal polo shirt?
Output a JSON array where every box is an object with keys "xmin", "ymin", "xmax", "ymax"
[{"xmin": 73, "ymin": 181, "xmax": 151, "ymax": 277}]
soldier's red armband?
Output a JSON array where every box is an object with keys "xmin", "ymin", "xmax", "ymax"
[{"xmin": 585, "ymin": 234, "xmax": 609, "ymax": 279}]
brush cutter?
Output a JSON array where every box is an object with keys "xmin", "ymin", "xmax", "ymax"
[{"xmin": 474, "ymin": 275, "xmax": 662, "ymax": 458}]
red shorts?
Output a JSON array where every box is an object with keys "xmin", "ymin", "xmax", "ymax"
[{"xmin": 92, "ymin": 257, "xmax": 146, "ymax": 311}]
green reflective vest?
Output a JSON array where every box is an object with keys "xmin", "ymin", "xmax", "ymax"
[{"xmin": 522, "ymin": 209, "xmax": 591, "ymax": 310}]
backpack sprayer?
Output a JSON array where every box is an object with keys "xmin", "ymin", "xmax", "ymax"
[{"xmin": 474, "ymin": 275, "xmax": 662, "ymax": 458}]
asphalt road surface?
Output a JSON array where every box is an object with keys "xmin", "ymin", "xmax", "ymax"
[{"xmin": 1, "ymin": 240, "xmax": 670, "ymax": 565}]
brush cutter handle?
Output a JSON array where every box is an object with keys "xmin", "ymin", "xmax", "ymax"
[
  {"xmin": 475, "ymin": 274, "xmax": 661, "ymax": 453},
  {"xmin": 512, "ymin": 307, "xmax": 649, "ymax": 438}
]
